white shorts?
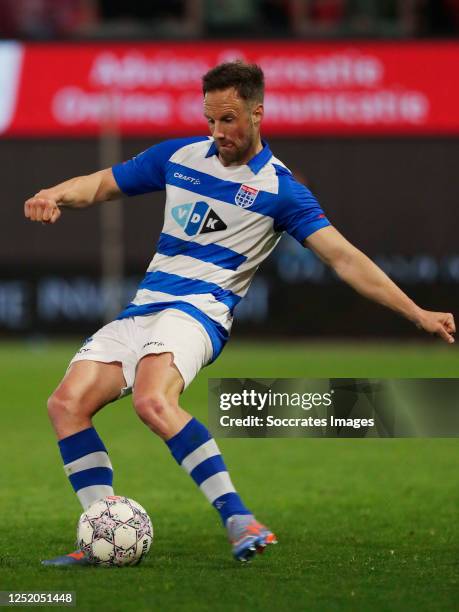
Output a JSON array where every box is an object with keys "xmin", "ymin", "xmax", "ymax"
[{"xmin": 69, "ymin": 309, "xmax": 213, "ymax": 395}]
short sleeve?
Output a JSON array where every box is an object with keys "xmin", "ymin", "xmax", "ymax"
[
  {"xmin": 112, "ymin": 137, "xmax": 209, "ymax": 196},
  {"xmin": 275, "ymin": 171, "xmax": 330, "ymax": 244}
]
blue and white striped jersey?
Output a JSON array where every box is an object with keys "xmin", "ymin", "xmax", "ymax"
[{"xmin": 112, "ymin": 136, "xmax": 330, "ymax": 361}]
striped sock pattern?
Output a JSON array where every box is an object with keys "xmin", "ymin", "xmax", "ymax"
[
  {"xmin": 166, "ymin": 418, "xmax": 251, "ymax": 524},
  {"xmin": 58, "ymin": 427, "xmax": 114, "ymax": 510}
]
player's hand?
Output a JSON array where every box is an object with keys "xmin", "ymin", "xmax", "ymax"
[
  {"xmin": 24, "ymin": 193, "xmax": 61, "ymax": 224},
  {"xmin": 416, "ymin": 310, "xmax": 456, "ymax": 344}
]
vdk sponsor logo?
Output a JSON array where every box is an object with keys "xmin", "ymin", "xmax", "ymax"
[{"xmin": 171, "ymin": 201, "xmax": 227, "ymax": 236}]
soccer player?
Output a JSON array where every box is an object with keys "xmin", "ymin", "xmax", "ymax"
[{"xmin": 25, "ymin": 61, "xmax": 455, "ymax": 565}]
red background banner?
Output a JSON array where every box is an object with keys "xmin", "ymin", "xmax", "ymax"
[{"xmin": 2, "ymin": 41, "xmax": 459, "ymax": 137}]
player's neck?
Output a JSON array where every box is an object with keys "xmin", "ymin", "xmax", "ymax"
[{"xmin": 218, "ymin": 138, "xmax": 263, "ymax": 168}]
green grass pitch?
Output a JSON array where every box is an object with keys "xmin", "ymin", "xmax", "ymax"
[{"xmin": 0, "ymin": 340, "xmax": 457, "ymax": 611}]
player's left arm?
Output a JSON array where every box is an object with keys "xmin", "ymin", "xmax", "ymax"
[{"xmin": 304, "ymin": 226, "xmax": 456, "ymax": 344}]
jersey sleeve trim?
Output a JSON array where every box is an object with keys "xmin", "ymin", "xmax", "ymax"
[
  {"xmin": 274, "ymin": 169, "xmax": 331, "ymax": 244},
  {"xmin": 112, "ymin": 136, "xmax": 210, "ymax": 196},
  {"xmin": 291, "ymin": 217, "xmax": 331, "ymax": 243}
]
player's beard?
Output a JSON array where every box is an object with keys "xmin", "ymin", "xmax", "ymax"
[
  {"xmin": 215, "ymin": 108, "xmax": 257, "ymax": 165},
  {"xmin": 217, "ymin": 131, "xmax": 254, "ymax": 166}
]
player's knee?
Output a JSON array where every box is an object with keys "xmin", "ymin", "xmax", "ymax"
[
  {"xmin": 47, "ymin": 392, "xmax": 65, "ymax": 424},
  {"xmin": 47, "ymin": 390, "xmax": 79, "ymax": 425},
  {"xmin": 133, "ymin": 393, "xmax": 175, "ymax": 431}
]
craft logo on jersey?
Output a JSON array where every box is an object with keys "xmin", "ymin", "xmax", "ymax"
[
  {"xmin": 235, "ymin": 184, "xmax": 259, "ymax": 208},
  {"xmin": 171, "ymin": 201, "xmax": 227, "ymax": 236}
]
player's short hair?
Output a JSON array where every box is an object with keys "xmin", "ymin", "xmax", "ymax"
[{"xmin": 202, "ymin": 61, "xmax": 264, "ymax": 105}]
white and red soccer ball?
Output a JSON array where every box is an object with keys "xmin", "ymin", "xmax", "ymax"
[{"xmin": 77, "ymin": 496, "xmax": 153, "ymax": 566}]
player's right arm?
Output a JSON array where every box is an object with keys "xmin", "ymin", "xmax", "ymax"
[
  {"xmin": 25, "ymin": 137, "xmax": 209, "ymax": 224},
  {"xmin": 24, "ymin": 168, "xmax": 120, "ymax": 224}
]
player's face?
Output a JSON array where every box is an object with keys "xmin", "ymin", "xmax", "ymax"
[{"xmin": 204, "ymin": 88, "xmax": 263, "ymax": 166}]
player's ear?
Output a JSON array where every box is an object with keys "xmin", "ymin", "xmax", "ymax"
[{"xmin": 252, "ymin": 103, "xmax": 264, "ymax": 127}]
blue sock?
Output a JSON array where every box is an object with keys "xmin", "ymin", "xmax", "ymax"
[
  {"xmin": 166, "ymin": 418, "xmax": 251, "ymax": 525},
  {"xmin": 58, "ymin": 427, "xmax": 114, "ymax": 510}
]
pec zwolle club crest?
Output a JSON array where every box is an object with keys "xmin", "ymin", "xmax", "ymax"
[
  {"xmin": 172, "ymin": 201, "xmax": 227, "ymax": 236},
  {"xmin": 235, "ymin": 184, "xmax": 259, "ymax": 208}
]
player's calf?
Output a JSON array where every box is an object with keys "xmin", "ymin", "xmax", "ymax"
[{"xmin": 133, "ymin": 392, "xmax": 185, "ymax": 439}]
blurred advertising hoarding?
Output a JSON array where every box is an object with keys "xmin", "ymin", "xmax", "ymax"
[{"xmin": 1, "ymin": 40, "xmax": 459, "ymax": 137}]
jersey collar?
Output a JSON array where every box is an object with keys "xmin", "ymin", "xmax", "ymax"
[{"xmin": 205, "ymin": 139, "xmax": 272, "ymax": 175}]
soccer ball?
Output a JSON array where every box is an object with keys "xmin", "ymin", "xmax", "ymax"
[{"xmin": 77, "ymin": 496, "xmax": 153, "ymax": 566}]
